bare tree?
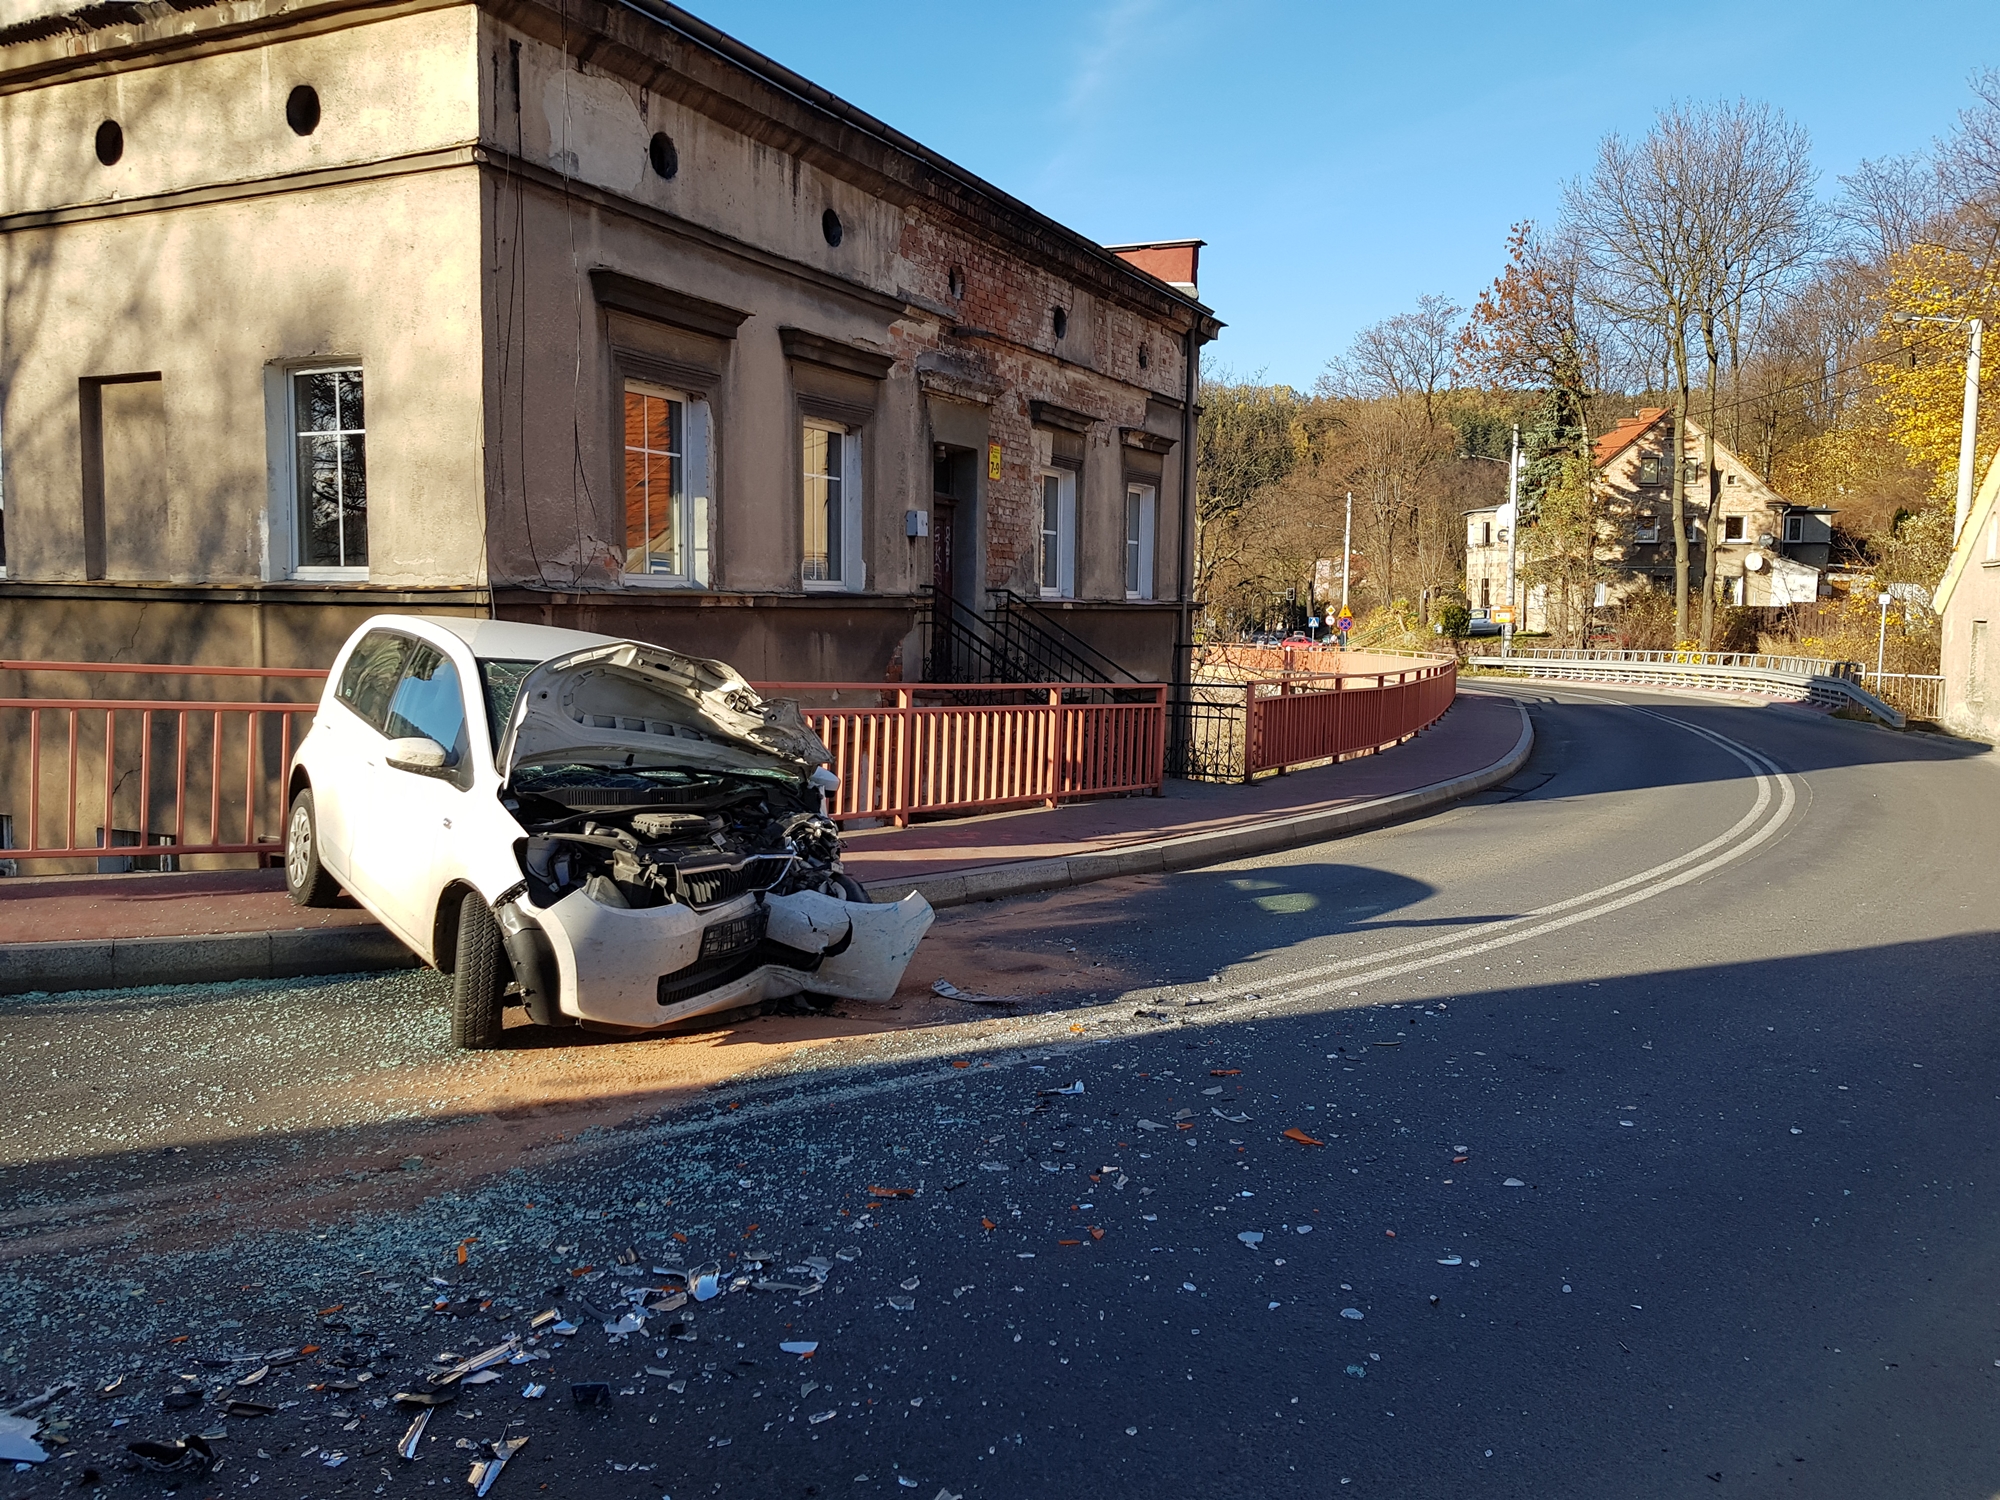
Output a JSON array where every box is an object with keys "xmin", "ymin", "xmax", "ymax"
[{"xmin": 1566, "ymin": 100, "xmax": 1818, "ymax": 643}]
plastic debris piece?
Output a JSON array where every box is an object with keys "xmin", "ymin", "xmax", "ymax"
[
  {"xmin": 529, "ymin": 1310, "xmax": 559, "ymax": 1330},
  {"xmin": 949, "ymin": 1060, "xmax": 971, "ymax": 1069},
  {"xmin": 1089, "ymin": 1227, "xmax": 1105, "ymax": 1241},
  {"xmin": 867, "ymin": 1186, "xmax": 917, "ymax": 1198},
  {"xmin": 1039, "ymin": 1081, "xmax": 1085, "ymax": 1097},
  {"xmin": 570, "ymin": 1382, "xmax": 613, "ymax": 1409},
  {"xmin": 236, "ymin": 1365, "xmax": 269, "ymax": 1387},
  {"xmin": 647, "ymin": 1292, "xmax": 689, "ymax": 1313},
  {"xmin": 887, "ymin": 1296, "xmax": 916, "ymax": 1311},
  {"xmin": 462, "ymin": 1370, "xmax": 503, "ymax": 1386},
  {"xmin": 0, "ymin": 1416, "xmax": 47, "ymax": 1465},
  {"xmin": 1503, "ymin": 1178, "xmax": 1526, "ymax": 1188},
  {"xmin": 603, "ymin": 1314, "xmax": 646, "ymax": 1336},
  {"xmin": 779, "ymin": 1342, "xmax": 819, "ymax": 1356},
  {"xmin": 981, "ymin": 1218, "xmax": 997, "ymax": 1231},
  {"xmin": 431, "ymin": 1339, "xmax": 522, "ymax": 1387},
  {"xmin": 1136, "ymin": 1120, "xmax": 1167, "ymax": 1132},
  {"xmin": 1202, "ymin": 1087, "xmax": 1224, "ymax": 1096},
  {"xmin": 901, "ymin": 1277, "xmax": 921, "ymax": 1291},
  {"xmin": 1281, "ymin": 1128, "xmax": 1325, "ymax": 1146},
  {"xmin": 932, "ymin": 979, "xmax": 1020, "ymax": 1005},
  {"xmin": 470, "ymin": 1436, "xmax": 528, "ymax": 1497},
  {"xmin": 394, "ymin": 1391, "xmax": 457, "ymax": 1408},
  {"xmin": 1237, "ymin": 1231, "xmax": 1264, "ymax": 1247},
  {"xmin": 522, "ymin": 1382, "xmax": 547, "ymax": 1399},
  {"xmin": 224, "ymin": 1400, "xmax": 277, "ymax": 1419},
  {"xmin": 397, "ymin": 1407, "xmax": 433, "ymax": 1460},
  {"xmin": 809, "ymin": 1409, "xmax": 836, "ymax": 1424},
  {"xmin": 1340, "ymin": 1308, "xmax": 1364, "ymax": 1320},
  {"xmin": 323, "ymin": 1450, "xmax": 348, "ymax": 1468},
  {"xmin": 1344, "ymin": 1364, "xmax": 1367, "ymax": 1379},
  {"xmin": 692, "ymin": 1276, "xmax": 720, "ymax": 1303},
  {"xmin": 1437, "ymin": 1255, "xmax": 1463, "ymax": 1266},
  {"xmin": 1296, "ymin": 1225, "xmax": 1312, "ymax": 1234},
  {"xmin": 1211, "ymin": 1068, "xmax": 1242, "ymax": 1077},
  {"xmin": 1212, "ymin": 1108, "xmax": 1250, "ymax": 1123},
  {"xmin": 125, "ymin": 1434, "xmax": 214, "ymax": 1477},
  {"xmin": 552, "ymin": 1320, "xmax": 579, "ymax": 1336}
]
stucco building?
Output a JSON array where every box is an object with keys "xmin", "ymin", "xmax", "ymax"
[
  {"xmin": 0, "ymin": 0, "xmax": 1219, "ymax": 684},
  {"xmin": 1931, "ymin": 450, "xmax": 2000, "ymax": 741},
  {"xmin": 1465, "ymin": 407, "xmax": 1835, "ymax": 633}
]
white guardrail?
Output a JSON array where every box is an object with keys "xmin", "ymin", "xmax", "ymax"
[{"xmin": 1468, "ymin": 651, "xmax": 1908, "ymax": 730}]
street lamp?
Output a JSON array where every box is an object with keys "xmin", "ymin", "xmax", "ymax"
[{"xmin": 1892, "ymin": 311, "xmax": 1984, "ymax": 541}]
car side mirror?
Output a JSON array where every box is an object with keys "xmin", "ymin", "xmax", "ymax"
[{"xmin": 384, "ymin": 736, "xmax": 454, "ymax": 777}]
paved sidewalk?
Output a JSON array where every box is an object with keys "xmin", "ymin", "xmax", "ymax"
[{"xmin": 0, "ymin": 691, "xmax": 1530, "ymax": 993}]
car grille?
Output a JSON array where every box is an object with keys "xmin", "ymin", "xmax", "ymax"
[
  {"xmin": 698, "ymin": 910, "xmax": 766, "ymax": 962},
  {"xmin": 674, "ymin": 854, "xmax": 793, "ymax": 911}
]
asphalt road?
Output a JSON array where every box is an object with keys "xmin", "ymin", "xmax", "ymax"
[{"xmin": 5, "ymin": 685, "xmax": 2000, "ymax": 1499}]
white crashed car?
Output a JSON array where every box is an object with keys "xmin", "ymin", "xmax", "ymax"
[{"xmin": 284, "ymin": 615, "xmax": 932, "ymax": 1048}]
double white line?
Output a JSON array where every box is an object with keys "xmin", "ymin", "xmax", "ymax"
[{"xmin": 1234, "ymin": 709, "xmax": 1798, "ymax": 1009}]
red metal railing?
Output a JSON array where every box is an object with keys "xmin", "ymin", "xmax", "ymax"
[
  {"xmin": 0, "ymin": 666, "xmax": 1167, "ymax": 861},
  {"xmin": 756, "ymin": 683, "xmax": 1167, "ymax": 826},
  {"xmin": 0, "ymin": 662, "xmax": 328, "ymax": 863},
  {"xmin": 1242, "ymin": 660, "xmax": 1457, "ymax": 778}
]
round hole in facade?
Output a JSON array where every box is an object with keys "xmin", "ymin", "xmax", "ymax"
[
  {"xmin": 821, "ymin": 207, "xmax": 843, "ymax": 247},
  {"xmin": 285, "ymin": 85, "xmax": 320, "ymax": 136},
  {"xmin": 1052, "ymin": 306, "xmax": 1068, "ymax": 339},
  {"xmin": 648, "ymin": 131, "xmax": 678, "ymax": 180},
  {"xmin": 94, "ymin": 119, "xmax": 123, "ymax": 166}
]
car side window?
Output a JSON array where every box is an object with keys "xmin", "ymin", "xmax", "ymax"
[
  {"xmin": 384, "ymin": 643, "xmax": 470, "ymax": 765},
  {"xmin": 335, "ymin": 631, "xmax": 410, "ymax": 733}
]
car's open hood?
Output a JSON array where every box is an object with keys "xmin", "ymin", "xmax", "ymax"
[{"xmin": 496, "ymin": 641, "xmax": 830, "ymax": 783}]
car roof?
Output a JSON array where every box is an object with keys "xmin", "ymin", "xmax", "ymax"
[{"xmin": 395, "ymin": 615, "xmax": 628, "ymax": 662}]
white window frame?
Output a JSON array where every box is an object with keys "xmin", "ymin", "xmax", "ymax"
[
  {"xmin": 1124, "ymin": 483, "xmax": 1156, "ymax": 600},
  {"xmin": 800, "ymin": 417, "xmax": 864, "ymax": 592},
  {"xmin": 287, "ymin": 363, "xmax": 369, "ymax": 581},
  {"xmin": 1038, "ymin": 467, "xmax": 1077, "ymax": 599},
  {"xmin": 621, "ymin": 381, "xmax": 712, "ymax": 589},
  {"xmin": 1723, "ymin": 515, "xmax": 1746, "ymax": 543}
]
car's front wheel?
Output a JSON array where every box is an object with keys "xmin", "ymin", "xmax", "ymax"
[
  {"xmin": 450, "ymin": 890, "xmax": 508, "ymax": 1051},
  {"xmin": 284, "ymin": 789, "xmax": 342, "ymax": 908}
]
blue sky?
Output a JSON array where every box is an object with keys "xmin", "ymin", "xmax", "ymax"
[{"xmin": 692, "ymin": 0, "xmax": 1996, "ymax": 390}]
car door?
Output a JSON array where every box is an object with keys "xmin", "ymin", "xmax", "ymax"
[
  {"xmin": 315, "ymin": 629, "xmax": 411, "ymax": 881},
  {"xmin": 352, "ymin": 638, "xmax": 473, "ymax": 953}
]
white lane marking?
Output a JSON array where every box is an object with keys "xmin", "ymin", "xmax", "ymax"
[
  {"xmin": 1246, "ymin": 708, "xmax": 1796, "ymax": 1006},
  {"xmin": 1217, "ymin": 708, "xmax": 1780, "ymax": 990}
]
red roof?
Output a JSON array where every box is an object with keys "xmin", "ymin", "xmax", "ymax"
[{"xmin": 1593, "ymin": 407, "xmax": 1668, "ymax": 467}]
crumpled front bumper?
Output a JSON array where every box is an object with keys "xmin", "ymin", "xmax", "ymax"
[{"xmin": 524, "ymin": 886, "xmax": 934, "ymax": 1029}]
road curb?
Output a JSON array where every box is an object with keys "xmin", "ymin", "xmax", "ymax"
[
  {"xmin": 864, "ymin": 695, "xmax": 1536, "ymax": 909},
  {"xmin": 0, "ymin": 699, "xmax": 1533, "ymax": 995},
  {"xmin": 0, "ymin": 925, "xmax": 420, "ymax": 998}
]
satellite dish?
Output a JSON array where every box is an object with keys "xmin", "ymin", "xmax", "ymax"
[{"xmin": 1745, "ymin": 553, "xmax": 1766, "ymax": 572}]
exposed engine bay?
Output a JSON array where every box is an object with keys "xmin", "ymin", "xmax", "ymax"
[{"xmin": 509, "ymin": 764, "xmax": 852, "ymax": 913}]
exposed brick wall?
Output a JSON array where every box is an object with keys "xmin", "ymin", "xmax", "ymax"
[{"xmin": 893, "ymin": 207, "xmax": 1191, "ymax": 591}]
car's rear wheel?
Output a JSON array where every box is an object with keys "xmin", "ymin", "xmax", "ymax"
[
  {"xmin": 450, "ymin": 890, "xmax": 507, "ymax": 1051},
  {"xmin": 284, "ymin": 789, "xmax": 342, "ymax": 908}
]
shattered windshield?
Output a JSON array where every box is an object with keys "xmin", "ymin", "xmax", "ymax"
[{"xmin": 477, "ymin": 658, "xmax": 539, "ymax": 751}]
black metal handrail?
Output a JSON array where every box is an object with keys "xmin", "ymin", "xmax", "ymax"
[{"xmin": 987, "ymin": 589, "xmax": 1141, "ymax": 684}]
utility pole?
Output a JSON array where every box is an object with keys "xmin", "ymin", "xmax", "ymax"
[
  {"xmin": 1955, "ymin": 318, "xmax": 1983, "ymax": 542},
  {"xmin": 1876, "ymin": 589, "xmax": 1892, "ymax": 685},
  {"xmin": 1501, "ymin": 424, "xmax": 1521, "ymax": 659},
  {"xmin": 1340, "ymin": 491, "xmax": 1353, "ymax": 610}
]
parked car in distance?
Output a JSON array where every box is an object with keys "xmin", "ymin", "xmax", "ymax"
[
  {"xmin": 1281, "ymin": 632, "xmax": 1313, "ymax": 647},
  {"xmin": 1465, "ymin": 610, "xmax": 1502, "ymax": 637},
  {"xmin": 284, "ymin": 616, "xmax": 932, "ymax": 1049}
]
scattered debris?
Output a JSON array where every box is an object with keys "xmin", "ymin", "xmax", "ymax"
[
  {"xmin": 1281, "ymin": 1128, "xmax": 1325, "ymax": 1146},
  {"xmin": 397, "ymin": 1407, "xmax": 433, "ymax": 1460},
  {"xmin": 1437, "ymin": 1255, "xmax": 1463, "ymax": 1266},
  {"xmin": 779, "ymin": 1342, "xmax": 819, "ymax": 1356},
  {"xmin": 887, "ymin": 1296, "xmax": 916, "ymax": 1311},
  {"xmin": 809, "ymin": 1409, "xmax": 836, "ymax": 1424},
  {"xmin": 1038, "ymin": 1082, "xmax": 1085, "ymax": 1097},
  {"xmin": 569, "ymin": 1383, "xmax": 613, "ymax": 1409},
  {"xmin": 1340, "ymin": 1308, "xmax": 1364, "ymax": 1320},
  {"xmin": 1503, "ymin": 1178, "xmax": 1526, "ymax": 1188},
  {"xmin": 1237, "ymin": 1231, "xmax": 1264, "ymax": 1247},
  {"xmin": 468, "ymin": 1436, "xmax": 527, "ymax": 1496},
  {"xmin": 521, "ymin": 1383, "xmax": 546, "ymax": 1400},
  {"xmin": 867, "ymin": 1186, "xmax": 917, "ymax": 1199},
  {"xmin": 125, "ymin": 1434, "xmax": 214, "ymax": 1477},
  {"xmin": 932, "ymin": 979, "xmax": 1020, "ymax": 1005},
  {"xmin": 1211, "ymin": 1107, "xmax": 1250, "ymax": 1123},
  {"xmin": 0, "ymin": 1416, "xmax": 48, "ymax": 1465}
]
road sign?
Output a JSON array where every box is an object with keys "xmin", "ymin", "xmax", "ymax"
[
  {"xmin": 1491, "ymin": 607, "xmax": 1515, "ymax": 625},
  {"xmin": 1307, "ymin": 617, "xmax": 1321, "ymax": 627}
]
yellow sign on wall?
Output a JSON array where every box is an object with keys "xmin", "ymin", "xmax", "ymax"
[{"xmin": 988, "ymin": 442, "xmax": 1002, "ymax": 481}]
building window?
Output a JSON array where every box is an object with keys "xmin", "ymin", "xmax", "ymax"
[
  {"xmin": 1724, "ymin": 515, "xmax": 1745, "ymax": 542},
  {"xmin": 1635, "ymin": 524, "xmax": 1660, "ymax": 543},
  {"xmin": 1038, "ymin": 468, "xmax": 1076, "ymax": 598},
  {"xmin": 1479, "ymin": 577, "xmax": 1491, "ymax": 609},
  {"xmin": 1638, "ymin": 454, "xmax": 1661, "ymax": 487},
  {"xmin": 293, "ymin": 367, "xmax": 367, "ymax": 574},
  {"xmin": 802, "ymin": 418, "xmax": 862, "ymax": 589},
  {"xmin": 623, "ymin": 383, "xmax": 710, "ymax": 585},
  {"xmin": 1124, "ymin": 484, "xmax": 1156, "ymax": 600},
  {"xmin": 1783, "ymin": 514, "xmax": 1804, "ymax": 544}
]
